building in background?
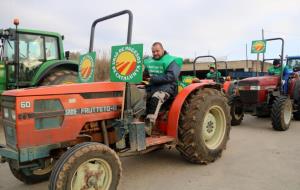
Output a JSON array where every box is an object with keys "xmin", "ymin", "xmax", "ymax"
[{"xmin": 181, "ymin": 59, "xmax": 272, "ymax": 79}]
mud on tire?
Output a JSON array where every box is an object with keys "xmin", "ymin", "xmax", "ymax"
[
  {"xmin": 228, "ymin": 95, "xmax": 244, "ymax": 126},
  {"xmin": 176, "ymin": 88, "xmax": 231, "ymax": 164},
  {"xmin": 9, "ymin": 159, "xmax": 53, "ymax": 184},
  {"xmin": 49, "ymin": 142, "xmax": 121, "ymax": 190},
  {"xmin": 294, "ymin": 79, "xmax": 300, "ymax": 120},
  {"xmin": 271, "ymin": 96, "xmax": 293, "ymax": 131},
  {"xmin": 41, "ymin": 69, "xmax": 77, "ymax": 85}
]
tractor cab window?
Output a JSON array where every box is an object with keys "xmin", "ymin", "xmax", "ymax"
[
  {"xmin": 45, "ymin": 36, "xmax": 59, "ymax": 60},
  {"xmin": 18, "ymin": 34, "xmax": 45, "ymax": 81},
  {"xmin": 3, "ymin": 38, "xmax": 14, "ymax": 62},
  {"xmin": 3, "ymin": 39, "xmax": 15, "ymax": 82},
  {"xmin": 0, "ymin": 39, "xmax": 3, "ymax": 61},
  {"xmin": 287, "ymin": 59, "xmax": 300, "ymax": 69}
]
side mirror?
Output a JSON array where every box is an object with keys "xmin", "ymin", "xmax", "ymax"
[{"xmin": 65, "ymin": 51, "xmax": 70, "ymax": 60}]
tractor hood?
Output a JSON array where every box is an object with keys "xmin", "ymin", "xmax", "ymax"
[
  {"xmin": 2, "ymin": 82, "xmax": 126, "ymax": 97},
  {"xmin": 238, "ymin": 75, "xmax": 280, "ymax": 89}
]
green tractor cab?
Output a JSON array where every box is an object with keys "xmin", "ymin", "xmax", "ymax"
[{"xmin": 0, "ymin": 21, "xmax": 78, "ymax": 94}]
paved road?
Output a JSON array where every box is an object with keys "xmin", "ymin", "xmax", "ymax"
[{"xmin": 0, "ymin": 115, "xmax": 300, "ymax": 190}]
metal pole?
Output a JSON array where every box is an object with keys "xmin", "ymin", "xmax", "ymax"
[
  {"xmin": 262, "ymin": 28, "xmax": 265, "ymax": 72},
  {"xmin": 193, "ymin": 55, "xmax": 217, "ymax": 81},
  {"xmin": 264, "ymin": 38, "xmax": 284, "ymax": 94},
  {"xmin": 89, "ymin": 10, "xmax": 133, "ymax": 52},
  {"xmin": 15, "ymin": 25, "xmax": 19, "ymax": 88},
  {"xmin": 246, "ymin": 43, "xmax": 248, "ymax": 71}
]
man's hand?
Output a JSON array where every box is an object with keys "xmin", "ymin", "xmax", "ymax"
[{"xmin": 136, "ymin": 84, "xmax": 145, "ymax": 89}]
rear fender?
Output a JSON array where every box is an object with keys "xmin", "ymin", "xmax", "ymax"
[
  {"xmin": 167, "ymin": 82, "xmax": 218, "ymax": 138},
  {"xmin": 32, "ymin": 60, "xmax": 78, "ymax": 86}
]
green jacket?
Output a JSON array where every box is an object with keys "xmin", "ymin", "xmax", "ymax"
[
  {"xmin": 268, "ymin": 66, "xmax": 282, "ymax": 75},
  {"xmin": 143, "ymin": 54, "xmax": 183, "ymax": 96},
  {"xmin": 206, "ymin": 71, "xmax": 222, "ymax": 79}
]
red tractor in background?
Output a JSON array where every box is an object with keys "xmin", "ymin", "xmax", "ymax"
[
  {"xmin": 229, "ymin": 38, "xmax": 300, "ymax": 131},
  {"xmin": 0, "ymin": 10, "xmax": 231, "ymax": 190},
  {"xmin": 180, "ymin": 55, "xmax": 233, "ymax": 95}
]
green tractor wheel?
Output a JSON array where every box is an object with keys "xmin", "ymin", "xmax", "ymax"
[
  {"xmin": 9, "ymin": 158, "xmax": 54, "ymax": 184},
  {"xmin": 41, "ymin": 69, "xmax": 77, "ymax": 85},
  {"xmin": 49, "ymin": 142, "xmax": 121, "ymax": 190},
  {"xmin": 176, "ymin": 88, "xmax": 230, "ymax": 164}
]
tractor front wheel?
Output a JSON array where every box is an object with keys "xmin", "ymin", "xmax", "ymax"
[
  {"xmin": 176, "ymin": 88, "xmax": 230, "ymax": 164},
  {"xmin": 41, "ymin": 69, "xmax": 77, "ymax": 85},
  {"xmin": 228, "ymin": 95, "xmax": 244, "ymax": 126},
  {"xmin": 271, "ymin": 96, "xmax": 293, "ymax": 131},
  {"xmin": 49, "ymin": 142, "xmax": 121, "ymax": 190}
]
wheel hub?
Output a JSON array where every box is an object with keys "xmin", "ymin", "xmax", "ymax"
[
  {"xmin": 87, "ymin": 176, "xmax": 97, "ymax": 188},
  {"xmin": 71, "ymin": 159, "xmax": 112, "ymax": 190},
  {"xmin": 203, "ymin": 113, "xmax": 217, "ymax": 140},
  {"xmin": 201, "ymin": 105, "xmax": 226, "ymax": 150}
]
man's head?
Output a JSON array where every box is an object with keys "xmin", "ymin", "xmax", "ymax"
[
  {"xmin": 152, "ymin": 42, "xmax": 165, "ymax": 60},
  {"xmin": 273, "ymin": 59, "xmax": 281, "ymax": 68},
  {"xmin": 209, "ymin": 64, "xmax": 215, "ymax": 72}
]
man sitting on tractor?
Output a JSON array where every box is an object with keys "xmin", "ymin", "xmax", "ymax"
[
  {"xmin": 206, "ymin": 63, "xmax": 222, "ymax": 80},
  {"xmin": 268, "ymin": 59, "xmax": 282, "ymax": 75},
  {"xmin": 143, "ymin": 42, "xmax": 182, "ymax": 135}
]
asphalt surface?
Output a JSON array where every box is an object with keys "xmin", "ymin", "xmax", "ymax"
[{"xmin": 0, "ymin": 115, "xmax": 300, "ymax": 190}]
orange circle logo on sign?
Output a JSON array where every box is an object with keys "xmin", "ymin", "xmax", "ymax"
[
  {"xmin": 115, "ymin": 51, "xmax": 137, "ymax": 76},
  {"xmin": 80, "ymin": 58, "xmax": 92, "ymax": 79},
  {"xmin": 254, "ymin": 42, "xmax": 265, "ymax": 51}
]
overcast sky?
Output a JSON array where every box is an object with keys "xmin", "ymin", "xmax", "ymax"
[{"xmin": 1, "ymin": 0, "xmax": 300, "ymax": 61}]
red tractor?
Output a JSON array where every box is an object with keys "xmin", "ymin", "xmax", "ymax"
[
  {"xmin": 229, "ymin": 38, "xmax": 300, "ymax": 130},
  {"xmin": 0, "ymin": 10, "xmax": 231, "ymax": 189}
]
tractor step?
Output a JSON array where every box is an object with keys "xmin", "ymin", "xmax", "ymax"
[{"xmin": 146, "ymin": 136, "xmax": 175, "ymax": 147}]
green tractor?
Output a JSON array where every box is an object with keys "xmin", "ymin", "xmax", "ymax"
[{"xmin": 0, "ymin": 19, "xmax": 78, "ymax": 94}]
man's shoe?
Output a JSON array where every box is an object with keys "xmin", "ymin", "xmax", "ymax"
[{"xmin": 144, "ymin": 119, "xmax": 153, "ymax": 136}]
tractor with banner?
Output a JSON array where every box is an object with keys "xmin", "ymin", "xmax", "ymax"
[
  {"xmin": 229, "ymin": 38, "xmax": 300, "ymax": 130},
  {"xmin": 0, "ymin": 10, "xmax": 231, "ymax": 189},
  {"xmin": 0, "ymin": 19, "xmax": 78, "ymax": 94}
]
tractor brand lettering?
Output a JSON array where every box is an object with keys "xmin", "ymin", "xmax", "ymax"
[
  {"xmin": 110, "ymin": 44, "xmax": 143, "ymax": 83},
  {"xmin": 65, "ymin": 105, "xmax": 118, "ymax": 116}
]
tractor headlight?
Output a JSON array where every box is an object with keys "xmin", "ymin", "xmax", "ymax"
[
  {"xmin": 250, "ymin": 86, "xmax": 260, "ymax": 90},
  {"xmin": 11, "ymin": 110, "xmax": 16, "ymax": 121},
  {"xmin": 3, "ymin": 108, "xmax": 9, "ymax": 119}
]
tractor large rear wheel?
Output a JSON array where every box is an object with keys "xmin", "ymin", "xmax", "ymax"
[
  {"xmin": 9, "ymin": 158, "xmax": 54, "ymax": 184},
  {"xmin": 271, "ymin": 96, "xmax": 293, "ymax": 131},
  {"xmin": 228, "ymin": 95, "xmax": 244, "ymax": 126},
  {"xmin": 176, "ymin": 88, "xmax": 230, "ymax": 164},
  {"xmin": 41, "ymin": 69, "xmax": 77, "ymax": 85},
  {"xmin": 293, "ymin": 79, "xmax": 300, "ymax": 120},
  {"xmin": 49, "ymin": 142, "xmax": 121, "ymax": 190},
  {"xmin": 294, "ymin": 110, "xmax": 300, "ymax": 120}
]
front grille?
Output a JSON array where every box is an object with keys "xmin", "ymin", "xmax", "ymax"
[
  {"xmin": 238, "ymin": 80, "xmax": 259, "ymax": 104},
  {"xmin": 238, "ymin": 80, "xmax": 259, "ymax": 87},
  {"xmin": 2, "ymin": 95, "xmax": 17, "ymax": 149},
  {"xmin": 239, "ymin": 90, "xmax": 259, "ymax": 104},
  {"xmin": 3, "ymin": 120, "xmax": 16, "ymax": 149}
]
